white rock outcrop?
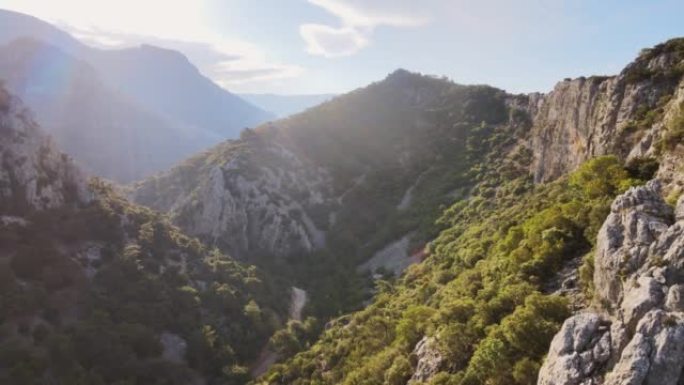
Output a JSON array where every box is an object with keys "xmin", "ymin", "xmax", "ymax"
[
  {"xmin": 530, "ymin": 48, "xmax": 684, "ymax": 183},
  {"xmin": 132, "ymin": 132, "xmax": 333, "ymax": 259},
  {"xmin": 539, "ymin": 181, "xmax": 684, "ymax": 385},
  {"xmin": 0, "ymin": 87, "xmax": 89, "ymax": 212}
]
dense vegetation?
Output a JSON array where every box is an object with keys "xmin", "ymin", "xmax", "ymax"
[
  {"xmin": 0, "ymin": 180, "xmax": 288, "ymax": 385},
  {"xmin": 132, "ymin": 72, "xmax": 533, "ymax": 327},
  {"xmin": 124, "ymin": 44, "xmax": 682, "ymax": 383},
  {"xmin": 259, "ymin": 156, "xmax": 646, "ymax": 385},
  {"xmin": 256, "ymin": 76, "xmax": 533, "ymax": 326}
]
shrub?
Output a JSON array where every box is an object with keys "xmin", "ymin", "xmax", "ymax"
[
  {"xmin": 625, "ymin": 157, "xmax": 659, "ymax": 180},
  {"xmin": 385, "ymin": 355, "xmax": 412, "ymax": 385}
]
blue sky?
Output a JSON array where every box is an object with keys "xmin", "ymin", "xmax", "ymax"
[{"xmin": 1, "ymin": 0, "xmax": 684, "ymax": 94}]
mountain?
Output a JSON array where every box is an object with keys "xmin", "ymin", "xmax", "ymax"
[
  {"xmin": 133, "ymin": 68, "xmax": 519, "ymax": 260},
  {"xmin": 0, "ymin": 9, "xmax": 85, "ymax": 54},
  {"xmin": 0, "ymin": 85, "xmax": 89, "ymax": 212},
  {"xmin": 87, "ymin": 45, "xmax": 275, "ymax": 139},
  {"xmin": 238, "ymin": 93, "xmax": 335, "ymax": 118},
  {"xmin": 0, "ymin": 85, "xmax": 292, "ymax": 384},
  {"xmin": 0, "ymin": 38, "xmax": 212, "ymax": 182},
  {"xmin": 0, "ymin": 9, "xmax": 274, "ymax": 182},
  {"xmin": 132, "ymin": 69, "xmax": 528, "ymax": 320},
  {"xmin": 132, "ymin": 38, "xmax": 684, "ymax": 384}
]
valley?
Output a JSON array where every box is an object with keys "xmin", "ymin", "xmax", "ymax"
[{"xmin": 2, "ymin": 5, "xmax": 684, "ymax": 385}]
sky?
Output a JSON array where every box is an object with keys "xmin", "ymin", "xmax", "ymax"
[{"xmin": 1, "ymin": 0, "xmax": 683, "ymax": 95}]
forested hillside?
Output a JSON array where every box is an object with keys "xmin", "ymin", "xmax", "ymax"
[
  {"xmin": 255, "ymin": 39, "xmax": 684, "ymax": 385},
  {"xmin": 133, "ymin": 39, "xmax": 684, "ymax": 384},
  {"xmin": 0, "ymin": 86, "xmax": 288, "ymax": 385}
]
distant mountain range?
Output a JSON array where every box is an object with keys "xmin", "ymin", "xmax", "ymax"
[
  {"xmin": 239, "ymin": 93, "xmax": 335, "ymax": 118},
  {"xmin": 0, "ymin": 9, "xmax": 275, "ymax": 182}
]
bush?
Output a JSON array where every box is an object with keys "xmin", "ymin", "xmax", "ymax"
[
  {"xmin": 625, "ymin": 157, "xmax": 659, "ymax": 180},
  {"xmin": 396, "ymin": 306, "xmax": 436, "ymax": 347},
  {"xmin": 385, "ymin": 355, "xmax": 412, "ymax": 385},
  {"xmin": 569, "ymin": 156, "xmax": 636, "ymax": 199}
]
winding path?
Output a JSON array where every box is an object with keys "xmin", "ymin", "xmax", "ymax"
[{"xmin": 251, "ymin": 287, "xmax": 308, "ymax": 377}]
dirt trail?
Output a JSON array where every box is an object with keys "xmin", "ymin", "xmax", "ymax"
[
  {"xmin": 397, "ymin": 166, "xmax": 433, "ymax": 210},
  {"xmin": 289, "ymin": 287, "xmax": 307, "ymax": 321},
  {"xmin": 251, "ymin": 287, "xmax": 308, "ymax": 377}
]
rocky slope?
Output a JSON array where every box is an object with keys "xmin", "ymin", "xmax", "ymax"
[
  {"xmin": 96, "ymin": 37, "xmax": 684, "ymax": 383},
  {"xmin": 538, "ymin": 180, "xmax": 684, "ymax": 385},
  {"xmin": 132, "ymin": 129, "xmax": 333, "ymax": 259},
  {"xmin": 241, "ymin": 40, "xmax": 684, "ymax": 384},
  {"xmin": 529, "ymin": 39, "xmax": 684, "ymax": 182},
  {"xmin": 538, "ymin": 41, "xmax": 684, "ymax": 384},
  {"xmin": 0, "ymin": 85, "xmax": 88, "ymax": 212}
]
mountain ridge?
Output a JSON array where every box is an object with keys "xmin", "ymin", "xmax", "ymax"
[{"xmin": 0, "ymin": 9, "xmax": 274, "ymax": 182}]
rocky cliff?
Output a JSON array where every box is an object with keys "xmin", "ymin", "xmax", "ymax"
[
  {"xmin": 538, "ymin": 180, "xmax": 684, "ymax": 385},
  {"xmin": 529, "ymin": 38, "xmax": 684, "ymax": 182},
  {"xmin": 132, "ymin": 130, "xmax": 333, "ymax": 259},
  {"xmin": 0, "ymin": 85, "xmax": 89, "ymax": 212}
]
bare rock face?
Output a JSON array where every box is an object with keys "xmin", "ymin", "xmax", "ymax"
[
  {"xmin": 538, "ymin": 180, "xmax": 684, "ymax": 385},
  {"xmin": 604, "ymin": 310, "xmax": 684, "ymax": 385},
  {"xmin": 593, "ymin": 180, "xmax": 673, "ymax": 307},
  {"xmin": 530, "ymin": 46, "xmax": 684, "ymax": 182},
  {"xmin": 409, "ymin": 337, "xmax": 444, "ymax": 384},
  {"xmin": 0, "ymin": 87, "xmax": 89, "ymax": 212},
  {"xmin": 133, "ymin": 131, "xmax": 333, "ymax": 259},
  {"xmin": 537, "ymin": 313, "xmax": 611, "ymax": 385}
]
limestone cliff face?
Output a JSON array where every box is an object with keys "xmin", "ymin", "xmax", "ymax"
[
  {"xmin": 132, "ymin": 130, "xmax": 334, "ymax": 259},
  {"xmin": 529, "ymin": 40, "xmax": 684, "ymax": 182},
  {"xmin": 0, "ymin": 86, "xmax": 89, "ymax": 212},
  {"xmin": 538, "ymin": 181, "xmax": 684, "ymax": 385}
]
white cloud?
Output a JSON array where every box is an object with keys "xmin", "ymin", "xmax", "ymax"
[
  {"xmin": 0, "ymin": 0, "xmax": 305, "ymax": 92},
  {"xmin": 307, "ymin": 0, "xmax": 428, "ymax": 28},
  {"xmin": 302, "ymin": 0, "xmax": 429, "ymax": 58},
  {"xmin": 300, "ymin": 24, "xmax": 368, "ymax": 57},
  {"xmin": 62, "ymin": 25, "xmax": 305, "ymax": 90}
]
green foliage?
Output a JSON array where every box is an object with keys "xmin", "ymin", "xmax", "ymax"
[
  {"xmin": 625, "ymin": 157, "xmax": 660, "ymax": 180},
  {"xmin": 512, "ymin": 358, "xmax": 541, "ymax": 385},
  {"xmin": 0, "ymin": 180, "xmax": 288, "ymax": 385},
  {"xmin": 568, "ymin": 156, "xmax": 637, "ymax": 199},
  {"xmin": 396, "ymin": 306, "xmax": 436, "ymax": 347},
  {"xmin": 656, "ymin": 101, "xmax": 684, "ymax": 152},
  {"xmin": 261, "ymin": 156, "xmax": 644, "ymax": 385},
  {"xmin": 385, "ymin": 355, "xmax": 412, "ymax": 385},
  {"xmin": 625, "ymin": 38, "xmax": 684, "ymax": 84}
]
